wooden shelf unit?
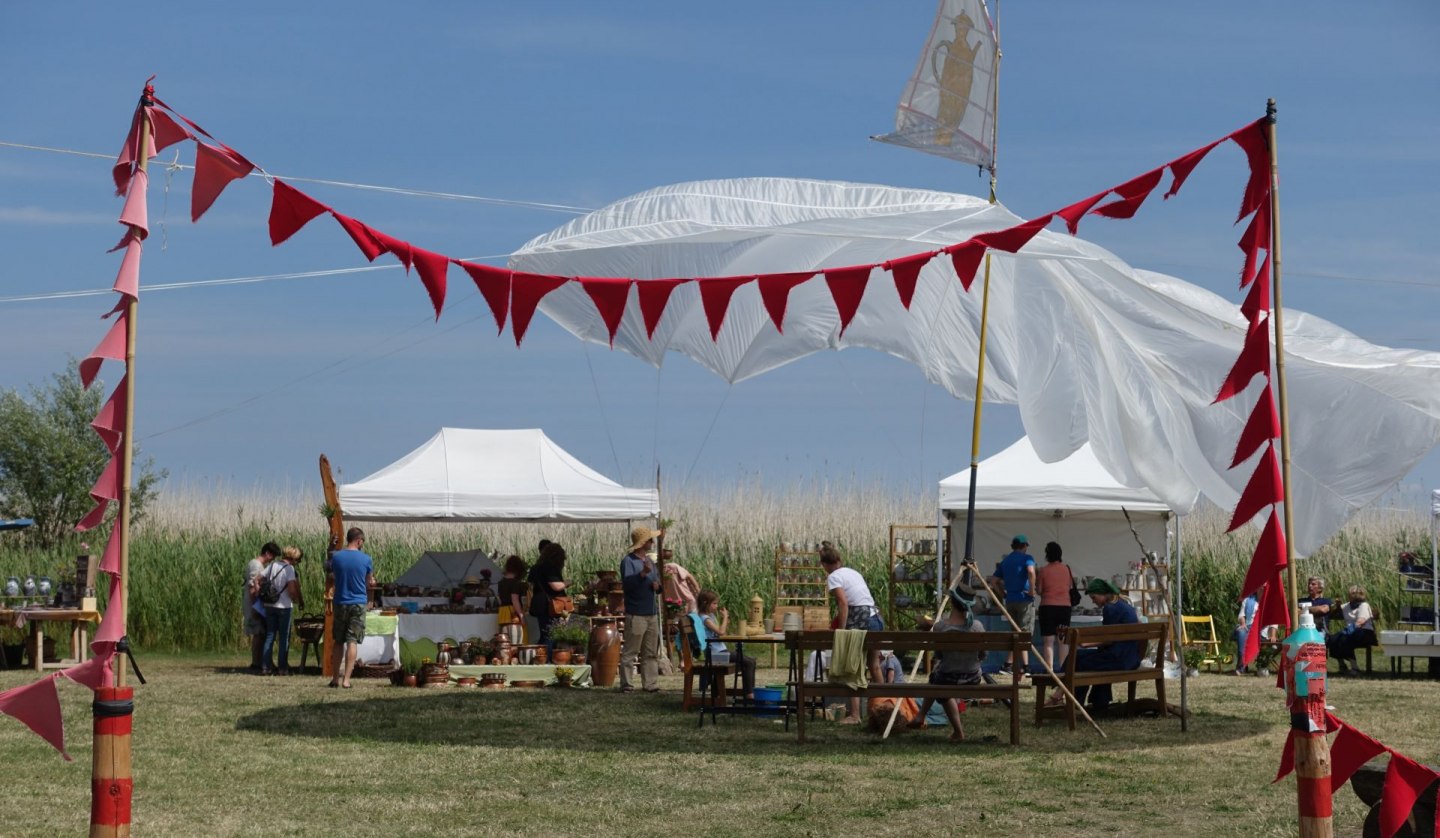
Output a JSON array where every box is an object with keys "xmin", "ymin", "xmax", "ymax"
[
  {"xmin": 888, "ymin": 523, "xmax": 947, "ymax": 630},
  {"xmin": 1123, "ymin": 561, "xmax": 1171, "ymax": 622},
  {"xmin": 774, "ymin": 547, "xmax": 827, "ymax": 608}
]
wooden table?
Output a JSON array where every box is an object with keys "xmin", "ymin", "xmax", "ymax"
[
  {"xmin": 0, "ymin": 608, "xmax": 101, "ymax": 672},
  {"xmin": 718, "ymin": 633, "xmax": 788, "ymax": 670}
]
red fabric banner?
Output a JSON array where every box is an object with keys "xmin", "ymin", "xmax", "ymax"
[
  {"xmin": 99, "ymin": 526, "xmax": 122, "ymax": 576},
  {"xmin": 410, "ymin": 247, "xmax": 449, "ymax": 320},
  {"xmin": 636, "ymin": 279, "xmax": 688, "ymax": 339},
  {"xmin": 577, "ymin": 277, "xmax": 635, "ymax": 345},
  {"xmin": 978, "ymin": 214, "xmax": 1055, "ymax": 253},
  {"xmin": 1380, "ymin": 754, "xmax": 1438, "ymax": 838},
  {"xmin": 367, "ymin": 228, "xmax": 414, "ymax": 271},
  {"xmin": 944, "ymin": 241, "xmax": 987, "ymax": 293},
  {"xmin": 1238, "ymin": 205, "xmax": 1271, "ymax": 288},
  {"xmin": 191, "ymin": 143, "xmax": 254, "ymax": 223},
  {"xmin": 268, "ymin": 180, "xmax": 330, "ymax": 246},
  {"xmin": 823, "ymin": 267, "xmax": 870, "ymax": 335},
  {"xmin": 1274, "ymin": 729, "xmax": 1298, "ymax": 782},
  {"xmin": 1242, "ymin": 574, "xmax": 1290, "ymax": 665},
  {"xmin": 74, "ymin": 500, "xmax": 109, "ymax": 533},
  {"xmin": 118, "ymin": 170, "xmax": 148, "ymax": 238},
  {"xmin": 112, "ymin": 237, "xmax": 141, "ymax": 301},
  {"xmin": 1091, "ymin": 168, "xmax": 1165, "ymax": 220},
  {"xmin": 756, "ymin": 271, "xmax": 817, "ymax": 333},
  {"xmin": 1240, "ymin": 509, "xmax": 1287, "ymax": 599},
  {"xmin": 883, "ymin": 252, "xmax": 934, "ymax": 305},
  {"xmin": 1213, "ymin": 317, "xmax": 1271, "ymax": 404},
  {"xmin": 91, "ymin": 376, "xmax": 127, "ymax": 454},
  {"xmin": 0, "ymin": 676, "xmax": 70, "ymax": 760},
  {"xmin": 330, "ymin": 212, "xmax": 386, "ymax": 261},
  {"xmin": 147, "ymin": 106, "xmax": 192, "ymax": 155},
  {"xmin": 1328, "ymin": 721, "xmax": 1389, "ymax": 791},
  {"xmin": 510, "ymin": 272, "xmax": 569, "ymax": 346},
  {"xmin": 457, "ymin": 261, "xmax": 512, "ymax": 334},
  {"xmin": 1240, "ymin": 256, "xmax": 1271, "ymax": 324},
  {"xmin": 1164, "ymin": 139, "xmax": 1224, "ymax": 200},
  {"xmin": 1231, "ymin": 384, "xmax": 1279, "ymax": 468},
  {"xmin": 93, "ymin": 575, "xmax": 125, "ymax": 650},
  {"xmin": 58, "ymin": 655, "xmax": 109, "ymax": 691},
  {"xmin": 1056, "ymin": 190, "xmax": 1110, "ymax": 235},
  {"xmin": 1228, "ymin": 443, "xmax": 1283, "ymax": 532},
  {"xmin": 80, "ymin": 311, "xmax": 128, "ymax": 390},
  {"xmin": 88, "ymin": 455, "xmax": 121, "ymax": 505},
  {"xmin": 1229, "ymin": 119, "xmax": 1272, "ymax": 222},
  {"xmin": 698, "ymin": 276, "xmax": 755, "ymax": 340}
]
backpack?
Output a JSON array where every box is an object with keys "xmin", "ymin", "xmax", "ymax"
[{"xmin": 255, "ymin": 563, "xmax": 284, "ymax": 605}]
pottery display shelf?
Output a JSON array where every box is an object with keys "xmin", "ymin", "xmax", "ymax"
[{"xmin": 0, "ymin": 607, "xmax": 100, "ymax": 672}]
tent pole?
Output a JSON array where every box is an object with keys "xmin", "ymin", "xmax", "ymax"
[
  {"xmin": 318, "ymin": 455, "xmax": 345, "ymax": 679},
  {"xmin": 1176, "ymin": 514, "xmax": 1187, "ymax": 732}
]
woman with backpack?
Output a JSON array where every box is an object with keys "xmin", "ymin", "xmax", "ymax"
[
  {"xmin": 1034, "ymin": 541, "xmax": 1077, "ymax": 672},
  {"xmin": 256, "ymin": 546, "xmax": 304, "ymax": 675}
]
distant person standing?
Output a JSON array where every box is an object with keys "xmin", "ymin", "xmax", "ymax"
[
  {"xmin": 619, "ymin": 527, "xmax": 663, "ymax": 693},
  {"xmin": 661, "ymin": 549, "xmax": 701, "ymax": 615},
  {"xmin": 1034, "ymin": 541, "xmax": 1075, "ymax": 672},
  {"xmin": 327, "ymin": 528, "xmax": 374, "ymax": 689},
  {"xmin": 988, "ymin": 535, "xmax": 1037, "ymax": 675},
  {"xmin": 498, "ymin": 555, "xmax": 530, "ymax": 642},
  {"xmin": 527, "ymin": 542, "xmax": 570, "ymax": 655},
  {"xmin": 1232, "ymin": 592, "xmax": 1260, "ymax": 675},
  {"xmin": 260, "ymin": 547, "xmax": 305, "ymax": 675},
  {"xmin": 820, "ymin": 541, "xmax": 883, "ymax": 724},
  {"xmin": 244, "ymin": 542, "xmax": 281, "ymax": 672}
]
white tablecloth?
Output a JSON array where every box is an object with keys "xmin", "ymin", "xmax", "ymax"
[
  {"xmin": 382, "ymin": 596, "xmax": 491, "ymax": 610},
  {"xmin": 398, "ymin": 613, "xmax": 499, "ymax": 643}
]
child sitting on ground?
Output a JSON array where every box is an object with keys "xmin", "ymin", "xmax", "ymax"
[{"xmin": 909, "ymin": 588, "xmax": 986, "ymax": 742}]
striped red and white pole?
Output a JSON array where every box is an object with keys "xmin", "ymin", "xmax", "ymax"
[{"xmin": 90, "ymin": 686, "xmax": 134, "ymax": 838}]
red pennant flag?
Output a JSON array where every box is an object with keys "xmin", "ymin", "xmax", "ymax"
[
  {"xmin": 91, "ymin": 376, "xmax": 127, "ymax": 454},
  {"xmin": 823, "ymin": 267, "xmax": 871, "ymax": 336},
  {"xmin": 367, "ymin": 229, "xmax": 415, "ymax": 271},
  {"xmin": 1380, "ymin": 754, "xmax": 1437, "ymax": 838},
  {"xmin": 1091, "ymin": 168, "xmax": 1166, "ymax": 220},
  {"xmin": 1056, "ymin": 190, "xmax": 1111, "ymax": 235},
  {"xmin": 884, "ymin": 251, "xmax": 936, "ymax": 305},
  {"xmin": 978, "ymin": 214, "xmax": 1054, "ymax": 253},
  {"xmin": 88, "ymin": 455, "xmax": 121, "ymax": 505},
  {"xmin": 577, "ymin": 277, "xmax": 634, "ymax": 345},
  {"xmin": 80, "ymin": 311, "xmax": 128, "ymax": 390},
  {"xmin": 0, "ymin": 676, "xmax": 70, "ymax": 760},
  {"xmin": 191, "ymin": 143, "xmax": 254, "ymax": 222},
  {"xmin": 330, "ymin": 212, "xmax": 385, "ymax": 262},
  {"xmin": 510, "ymin": 272, "xmax": 569, "ymax": 346},
  {"xmin": 93, "ymin": 575, "xmax": 126, "ymax": 650},
  {"xmin": 1274, "ymin": 729, "xmax": 1298, "ymax": 782},
  {"xmin": 1240, "ymin": 510, "xmax": 1287, "ymax": 599},
  {"xmin": 756, "ymin": 271, "xmax": 817, "ymax": 333},
  {"xmin": 1328, "ymin": 721, "xmax": 1389, "ymax": 791},
  {"xmin": 99, "ymin": 526, "xmax": 122, "ymax": 576},
  {"xmin": 1243, "ymin": 575, "xmax": 1290, "ymax": 665},
  {"xmin": 268, "ymin": 181, "xmax": 330, "ymax": 246},
  {"xmin": 74, "ymin": 500, "xmax": 109, "ymax": 533},
  {"xmin": 1232, "ymin": 384, "xmax": 1279, "ymax": 468},
  {"xmin": 1228, "ymin": 443, "xmax": 1283, "ymax": 532},
  {"xmin": 118, "ymin": 169, "xmax": 149, "ymax": 238},
  {"xmin": 411, "ymin": 247, "xmax": 449, "ymax": 320},
  {"xmin": 697, "ymin": 275, "xmax": 755, "ymax": 341},
  {"xmin": 112, "ymin": 107, "xmax": 145, "ymax": 196},
  {"xmin": 457, "ymin": 261, "xmax": 512, "ymax": 334},
  {"xmin": 59, "ymin": 655, "xmax": 110, "ymax": 691},
  {"xmin": 636, "ymin": 279, "xmax": 688, "ymax": 339},
  {"xmin": 943, "ymin": 241, "xmax": 987, "ymax": 293},
  {"xmin": 1238, "ymin": 207, "xmax": 1271, "ymax": 289},
  {"xmin": 1240, "ymin": 256, "xmax": 1272, "ymax": 323},
  {"xmin": 112, "ymin": 237, "xmax": 142, "ymax": 300},
  {"xmin": 1164, "ymin": 139, "xmax": 1223, "ymax": 199},
  {"xmin": 1229, "ymin": 119, "xmax": 1272, "ymax": 222},
  {"xmin": 1213, "ymin": 317, "xmax": 1271, "ymax": 404},
  {"xmin": 147, "ymin": 106, "xmax": 192, "ymax": 155}
]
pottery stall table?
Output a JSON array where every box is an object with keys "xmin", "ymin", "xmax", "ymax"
[
  {"xmin": 0, "ymin": 607, "xmax": 100, "ymax": 672},
  {"xmin": 447, "ymin": 664, "xmax": 593, "ymax": 688},
  {"xmin": 355, "ymin": 612, "xmax": 400, "ymax": 667},
  {"xmin": 397, "ymin": 612, "xmax": 499, "ymax": 668}
]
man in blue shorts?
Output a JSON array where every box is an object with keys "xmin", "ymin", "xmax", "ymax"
[
  {"xmin": 327, "ymin": 527, "xmax": 375, "ymax": 689},
  {"xmin": 988, "ymin": 535, "xmax": 1036, "ymax": 675}
]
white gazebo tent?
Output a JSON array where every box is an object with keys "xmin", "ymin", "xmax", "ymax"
[{"xmin": 339, "ymin": 428, "xmax": 659, "ymax": 523}]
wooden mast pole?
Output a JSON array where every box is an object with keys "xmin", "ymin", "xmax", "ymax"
[{"xmin": 318, "ymin": 455, "xmax": 345, "ymax": 678}]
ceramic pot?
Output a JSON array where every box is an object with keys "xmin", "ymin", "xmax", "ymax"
[
  {"xmin": 573, "ymin": 653, "xmax": 587, "ymax": 665},
  {"xmin": 551, "ymin": 649, "xmax": 573, "ymax": 665},
  {"xmin": 472, "ymin": 655, "xmax": 488, "ymax": 666},
  {"xmin": 587, "ymin": 619, "xmax": 621, "ymax": 687},
  {"xmin": 402, "ymin": 673, "xmax": 418, "ymax": 687},
  {"xmin": 556, "ymin": 676, "xmax": 573, "ymax": 689},
  {"xmin": 534, "ymin": 647, "xmax": 548, "ymax": 665}
]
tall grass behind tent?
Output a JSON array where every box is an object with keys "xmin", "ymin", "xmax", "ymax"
[{"xmin": 0, "ymin": 478, "xmax": 1428, "ymax": 652}]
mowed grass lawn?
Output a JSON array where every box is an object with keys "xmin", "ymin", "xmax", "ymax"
[{"xmin": 2, "ymin": 654, "xmax": 1436, "ymax": 837}]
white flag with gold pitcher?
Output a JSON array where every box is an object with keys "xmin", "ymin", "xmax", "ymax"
[{"xmin": 873, "ymin": 0, "xmax": 998, "ymax": 171}]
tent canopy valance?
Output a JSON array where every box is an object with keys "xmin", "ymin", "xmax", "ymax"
[{"xmin": 339, "ymin": 428, "xmax": 659, "ymax": 523}]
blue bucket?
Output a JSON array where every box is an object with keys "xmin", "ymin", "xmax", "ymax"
[{"xmin": 754, "ymin": 686, "xmax": 784, "ymax": 717}]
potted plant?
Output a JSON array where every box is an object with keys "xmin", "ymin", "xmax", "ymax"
[
  {"xmin": 553, "ymin": 666, "xmax": 576, "ymax": 688},
  {"xmin": 1182, "ymin": 648, "xmax": 1206, "ymax": 677},
  {"xmin": 549, "ymin": 621, "xmax": 589, "ymax": 664},
  {"xmin": 471, "ymin": 639, "xmax": 496, "ymax": 665}
]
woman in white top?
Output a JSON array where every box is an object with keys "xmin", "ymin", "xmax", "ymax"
[
  {"xmin": 1326, "ymin": 584, "xmax": 1376, "ymax": 676},
  {"xmin": 259, "ymin": 546, "xmax": 305, "ymax": 675},
  {"xmin": 819, "ymin": 541, "xmax": 882, "ymax": 724}
]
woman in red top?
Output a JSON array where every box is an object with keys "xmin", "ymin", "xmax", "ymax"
[{"xmin": 1034, "ymin": 541, "xmax": 1076, "ymax": 671}]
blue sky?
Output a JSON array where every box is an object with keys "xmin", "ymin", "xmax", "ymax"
[{"xmin": 2, "ymin": 3, "xmax": 1437, "ymax": 504}]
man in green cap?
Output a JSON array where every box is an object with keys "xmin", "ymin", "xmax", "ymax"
[
  {"xmin": 988, "ymin": 535, "xmax": 1036, "ymax": 675},
  {"xmin": 1051, "ymin": 578, "xmax": 1142, "ymax": 711}
]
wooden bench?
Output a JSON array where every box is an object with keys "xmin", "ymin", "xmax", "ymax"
[
  {"xmin": 1031, "ymin": 621, "xmax": 1172, "ymax": 729},
  {"xmin": 785, "ymin": 630, "xmax": 1029, "ymax": 745}
]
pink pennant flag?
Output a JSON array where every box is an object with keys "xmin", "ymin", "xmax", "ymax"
[
  {"xmin": 1239, "ymin": 509, "xmax": 1287, "ymax": 599},
  {"xmin": 268, "ymin": 180, "xmax": 330, "ymax": 246},
  {"xmin": 977, "ymin": 214, "xmax": 1054, "ymax": 253},
  {"xmin": 755, "ymin": 271, "xmax": 817, "ymax": 333},
  {"xmin": 943, "ymin": 241, "xmax": 987, "ymax": 293},
  {"xmin": 0, "ymin": 676, "xmax": 70, "ymax": 760},
  {"xmin": 822, "ymin": 267, "xmax": 870, "ymax": 336},
  {"xmin": 99, "ymin": 526, "xmax": 122, "ymax": 575},
  {"xmin": 457, "ymin": 261, "xmax": 511, "ymax": 334},
  {"xmin": 1240, "ymin": 256, "xmax": 1271, "ymax": 324},
  {"xmin": 74, "ymin": 500, "xmax": 109, "ymax": 533},
  {"xmin": 191, "ymin": 143, "xmax": 254, "ymax": 223},
  {"xmin": 112, "ymin": 107, "xmax": 146, "ymax": 196},
  {"xmin": 1327, "ymin": 720, "xmax": 1389, "ymax": 791},
  {"xmin": 636, "ymin": 279, "xmax": 688, "ymax": 340},
  {"xmin": 1228, "ymin": 444, "xmax": 1283, "ymax": 533},
  {"xmin": 1380, "ymin": 754, "xmax": 1437, "ymax": 838},
  {"xmin": 1055, "ymin": 190, "xmax": 1111, "ymax": 235},
  {"xmin": 147, "ymin": 106, "xmax": 192, "ymax": 155},
  {"xmin": 80, "ymin": 311, "xmax": 128, "ymax": 390},
  {"xmin": 697, "ymin": 276, "xmax": 755, "ymax": 341},
  {"xmin": 89, "ymin": 455, "xmax": 122, "ymax": 505},
  {"xmin": 1231, "ymin": 384, "xmax": 1279, "ymax": 468},
  {"xmin": 112, "ymin": 237, "xmax": 142, "ymax": 300},
  {"xmin": 1237, "ymin": 206, "xmax": 1271, "ymax": 288},
  {"xmin": 510, "ymin": 272, "xmax": 569, "ymax": 346},
  {"xmin": 93, "ymin": 575, "xmax": 125, "ymax": 649},
  {"xmin": 58, "ymin": 655, "xmax": 109, "ymax": 691},
  {"xmin": 1229, "ymin": 119, "xmax": 1272, "ymax": 222},
  {"xmin": 1163, "ymin": 139, "xmax": 1223, "ymax": 200},
  {"xmin": 1213, "ymin": 317, "xmax": 1271, "ymax": 404},
  {"xmin": 91, "ymin": 376, "xmax": 127, "ymax": 454},
  {"xmin": 411, "ymin": 247, "xmax": 449, "ymax": 320},
  {"xmin": 577, "ymin": 277, "xmax": 634, "ymax": 346},
  {"xmin": 883, "ymin": 251, "xmax": 935, "ymax": 305},
  {"xmin": 1091, "ymin": 168, "xmax": 1165, "ymax": 220},
  {"xmin": 331, "ymin": 212, "xmax": 385, "ymax": 261},
  {"xmin": 118, "ymin": 169, "xmax": 149, "ymax": 238}
]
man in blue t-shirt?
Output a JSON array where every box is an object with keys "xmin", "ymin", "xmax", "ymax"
[
  {"xmin": 618, "ymin": 526, "xmax": 663, "ymax": 693},
  {"xmin": 327, "ymin": 527, "xmax": 375, "ymax": 689},
  {"xmin": 988, "ymin": 535, "xmax": 1036, "ymax": 675}
]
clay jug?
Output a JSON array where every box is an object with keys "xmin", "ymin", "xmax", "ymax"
[{"xmin": 587, "ymin": 619, "xmax": 621, "ymax": 687}]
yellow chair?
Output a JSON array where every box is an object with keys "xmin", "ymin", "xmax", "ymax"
[{"xmin": 1180, "ymin": 615, "xmax": 1231, "ymax": 672}]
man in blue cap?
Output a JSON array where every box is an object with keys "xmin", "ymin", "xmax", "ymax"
[{"xmin": 988, "ymin": 535, "xmax": 1036, "ymax": 675}]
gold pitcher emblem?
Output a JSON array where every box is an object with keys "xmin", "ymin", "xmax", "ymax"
[{"xmin": 930, "ymin": 12, "xmax": 981, "ymax": 146}]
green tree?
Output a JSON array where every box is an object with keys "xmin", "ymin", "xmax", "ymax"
[{"xmin": 0, "ymin": 362, "xmax": 165, "ymax": 547}]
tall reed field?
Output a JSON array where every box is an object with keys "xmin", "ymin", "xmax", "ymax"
[{"xmin": 0, "ymin": 478, "xmax": 1431, "ymax": 652}]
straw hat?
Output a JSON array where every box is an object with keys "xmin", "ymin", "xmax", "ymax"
[{"xmin": 629, "ymin": 526, "xmax": 662, "ymax": 553}]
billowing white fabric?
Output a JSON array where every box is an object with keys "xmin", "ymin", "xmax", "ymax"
[
  {"xmin": 1433, "ymin": 490, "xmax": 1440, "ymax": 519},
  {"xmin": 340, "ymin": 428, "xmax": 659, "ymax": 522},
  {"xmin": 939, "ymin": 437, "xmax": 1173, "ymax": 512},
  {"xmin": 511, "ymin": 178, "xmax": 1440, "ymax": 556}
]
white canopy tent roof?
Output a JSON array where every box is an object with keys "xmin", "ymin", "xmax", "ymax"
[
  {"xmin": 339, "ymin": 428, "xmax": 659, "ymax": 523},
  {"xmin": 940, "ymin": 437, "xmax": 1174, "ymax": 513},
  {"xmin": 511, "ymin": 177, "xmax": 1440, "ymax": 556}
]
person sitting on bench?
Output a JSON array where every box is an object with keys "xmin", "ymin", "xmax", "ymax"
[
  {"xmin": 1050, "ymin": 578, "xmax": 1141, "ymax": 711},
  {"xmin": 1327, "ymin": 585, "xmax": 1376, "ymax": 676},
  {"xmin": 909, "ymin": 588, "xmax": 985, "ymax": 742},
  {"xmin": 694, "ymin": 590, "xmax": 756, "ymax": 700}
]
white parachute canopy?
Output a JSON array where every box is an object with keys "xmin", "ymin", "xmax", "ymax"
[{"xmin": 509, "ymin": 177, "xmax": 1440, "ymax": 556}]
